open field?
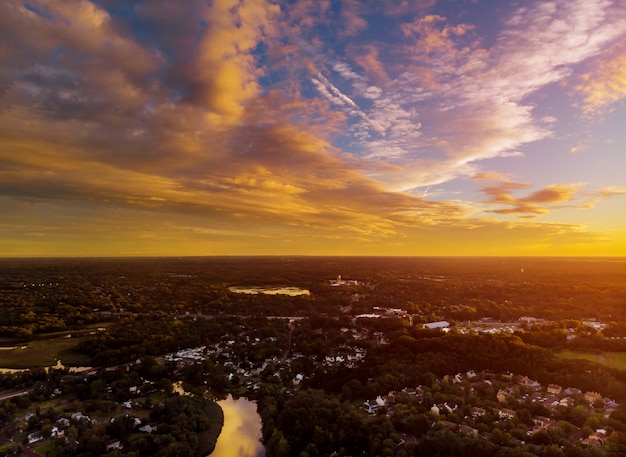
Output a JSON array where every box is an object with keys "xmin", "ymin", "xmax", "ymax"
[
  {"xmin": 555, "ymin": 350, "xmax": 626, "ymax": 370},
  {"xmin": 0, "ymin": 325, "xmax": 109, "ymax": 369},
  {"xmin": 0, "ymin": 336, "xmax": 90, "ymax": 369}
]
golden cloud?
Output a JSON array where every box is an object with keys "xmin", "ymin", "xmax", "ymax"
[
  {"xmin": 576, "ymin": 41, "xmax": 626, "ymax": 117},
  {"xmin": 476, "ymin": 176, "xmax": 587, "ymax": 216},
  {"xmin": 190, "ymin": 0, "xmax": 280, "ymax": 123}
]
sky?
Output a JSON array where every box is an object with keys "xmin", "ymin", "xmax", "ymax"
[{"xmin": 1, "ymin": 0, "xmax": 625, "ymax": 257}]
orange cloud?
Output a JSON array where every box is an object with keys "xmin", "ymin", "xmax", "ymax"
[
  {"xmin": 472, "ymin": 172, "xmax": 508, "ymax": 181},
  {"xmin": 576, "ymin": 41, "xmax": 626, "ymax": 117},
  {"xmin": 598, "ymin": 186, "xmax": 626, "ymax": 198},
  {"xmin": 477, "ymin": 176, "xmax": 586, "ymax": 216},
  {"xmin": 347, "ymin": 44, "xmax": 392, "ymax": 86},
  {"xmin": 190, "ymin": 0, "xmax": 280, "ymax": 123},
  {"xmin": 524, "ymin": 184, "xmax": 582, "ymax": 204},
  {"xmin": 401, "ymin": 15, "xmax": 474, "ymax": 55},
  {"xmin": 339, "ymin": 0, "xmax": 368, "ymax": 37}
]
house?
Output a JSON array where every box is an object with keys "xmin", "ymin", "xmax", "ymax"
[
  {"xmin": 139, "ymin": 424, "xmax": 157, "ymax": 433},
  {"xmin": 424, "ymin": 321, "xmax": 450, "ymax": 330},
  {"xmin": 56, "ymin": 418, "xmax": 70, "ymax": 427},
  {"xmin": 471, "ymin": 407, "xmax": 486, "ymax": 418},
  {"xmin": 443, "ymin": 403, "xmax": 457, "ymax": 413},
  {"xmin": 459, "ymin": 425, "xmax": 479, "ymax": 436},
  {"xmin": 71, "ymin": 412, "xmax": 89, "ymax": 422},
  {"xmin": 517, "ymin": 376, "xmax": 541, "ymax": 390},
  {"xmin": 581, "ymin": 438, "xmax": 602, "ymax": 448},
  {"xmin": 363, "ymin": 399, "xmax": 380, "ymax": 414},
  {"xmin": 533, "ymin": 415, "xmax": 552, "ymax": 427},
  {"xmin": 563, "ymin": 387, "xmax": 582, "ymax": 396},
  {"xmin": 106, "ymin": 440, "xmax": 122, "ymax": 451},
  {"xmin": 330, "ymin": 275, "xmax": 359, "ymax": 286},
  {"xmin": 604, "ymin": 399, "xmax": 619, "ymax": 418},
  {"xmin": 545, "ymin": 395, "xmax": 561, "ymax": 408},
  {"xmin": 404, "ymin": 387, "xmax": 420, "ymax": 396},
  {"xmin": 588, "ymin": 431, "xmax": 607, "ymax": 444},
  {"xmin": 28, "ymin": 431, "xmax": 43, "ymax": 444},
  {"xmin": 585, "ymin": 391, "xmax": 603, "ymax": 404},
  {"xmin": 441, "ymin": 421, "xmax": 459, "ymax": 432},
  {"xmin": 527, "ymin": 425, "xmax": 545, "ymax": 436},
  {"xmin": 582, "ymin": 431, "xmax": 607, "ymax": 447},
  {"xmin": 499, "ymin": 408, "xmax": 516, "ymax": 420},
  {"xmin": 547, "ymin": 384, "xmax": 562, "ymax": 395},
  {"xmin": 496, "ymin": 390, "xmax": 509, "ymax": 403}
]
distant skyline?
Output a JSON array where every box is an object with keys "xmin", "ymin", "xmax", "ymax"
[{"xmin": 1, "ymin": 0, "xmax": 625, "ymax": 257}]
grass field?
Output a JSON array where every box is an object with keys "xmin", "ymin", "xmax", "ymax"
[
  {"xmin": 0, "ymin": 324, "xmax": 110, "ymax": 369},
  {"xmin": 555, "ymin": 350, "xmax": 626, "ymax": 370},
  {"xmin": 0, "ymin": 336, "xmax": 90, "ymax": 369}
]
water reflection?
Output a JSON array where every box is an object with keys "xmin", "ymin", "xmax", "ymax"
[
  {"xmin": 228, "ymin": 286, "xmax": 310, "ymax": 296},
  {"xmin": 210, "ymin": 395, "xmax": 265, "ymax": 457}
]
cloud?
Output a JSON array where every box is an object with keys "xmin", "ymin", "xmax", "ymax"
[
  {"xmin": 473, "ymin": 175, "xmax": 626, "ymax": 216},
  {"xmin": 185, "ymin": 0, "xmax": 280, "ymax": 123},
  {"xmin": 472, "ymin": 172, "xmax": 508, "ymax": 181},
  {"xmin": 575, "ymin": 41, "xmax": 626, "ymax": 117},
  {"xmin": 598, "ymin": 186, "xmax": 626, "ymax": 198},
  {"xmin": 0, "ymin": 0, "xmax": 624, "ymax": 256},
  {"xmin": 308, "ymin": 0, "xmax": 626, "ymax": 192},
  {"xmin": 474, "ymin": 174, "xmax": 588, "ymax": 216},
  {"xmin": 0, "ymin": 1, "xmax": 161, "ymax": 76},
  {"xmin": 338, "ymin": 0, "xmax": 369, "ymax": 38}
]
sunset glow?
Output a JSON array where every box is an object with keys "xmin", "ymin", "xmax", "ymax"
[{"xmin": 1, "ymin": 0, "xmax": 625, "ymax": 257}]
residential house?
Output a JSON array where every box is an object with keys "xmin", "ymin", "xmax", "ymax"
[
  {"xmin": 459, "ymin": 425, "xmax": 479, "ymax": 436},
  {"xmin": 28, "ymin": 431, "xmax": 43, "ymax": 444},
  {"xmin": 363, "ymin": 399, "xmax": 380, "ymax": 414},
  {"xmin": 585, "ymin": 391, "xmax": 603, "ymax": 404},
  {"xmin": 56, "ymin": 418, "xmax": 70, "ymax": 427},
  {"xmin": 441, "ymin": 421, "xmax": 459, "ymax": 432},
  {"xmin": 106, "ymin": 440, "xmax": 122, "ymax": 451},
  {"xmin": 547, "ymin": 384, "xmax": 562, "ymax": 395},
  {"xmin": 424, "ymin": 321, "xmax": 450, "ymax": 330},
  {"xmin": 563, "ymin": 387, "xmax": 582, "ymax": 396},
  {"xmin": 499, "ymin": 408, "xmax": 516, "ymax": 420},
  {"xmin": 139, "ymin": 424, "xmax": 157, "ymax": 433},
  {"xmin": 533, "ymin": 416, "xmax": 552, "ymax": 427},
  {"xmin": 471, "ymin": 407, "xmax": 486, "ymax": 418}
]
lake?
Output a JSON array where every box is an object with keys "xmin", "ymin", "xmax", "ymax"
[
  {"xmin": 228, "ymin": 286, "xmax": 310, "ymax": 296},
  {"xmin": 210, "ymin": 394, "xmax": 265, "ymax": 457}
]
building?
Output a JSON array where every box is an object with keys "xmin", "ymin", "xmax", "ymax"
[
  {"xmin": 330, "ymin": 275, "xmax": 359, "ymax": 286},
  {"xmin": 585, "ymin": 391, "xmax": 603, "ymax": 404},
  {"xmin": 424, "ymin": 321, "xmax": 450, "ymax": 330},
  {"xmin": 547, "ymin": 384, "xmax": 562, "ymax": 395}
]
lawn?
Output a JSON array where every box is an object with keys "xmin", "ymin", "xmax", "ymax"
[
  {"xmin": 34, "ymin": 442, "xmax": 55, "ymax": 455},
  {"xmin": 555, "ymin": 350, "xmax": 626, "ymax": 370},
  {"xmin": 0, "ymin": 335, "xmax": 92, "ymax": 369}
]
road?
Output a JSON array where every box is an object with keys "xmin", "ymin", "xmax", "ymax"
[
  {"xmin": 0, "ymin": 389, "xmax": 30, "ymax": 401},
  {"xmin": 280, "ymin": 321, "xmax": 296, "ymax": 363}
]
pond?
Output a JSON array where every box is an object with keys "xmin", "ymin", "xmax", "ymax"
[
  {"xmin": 228, "ymin": 286, "xmax": 310, "ymax": 296},
  {"xmin": 210, "ymin": 394, "xmax": 265, "ymax": 457}
]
